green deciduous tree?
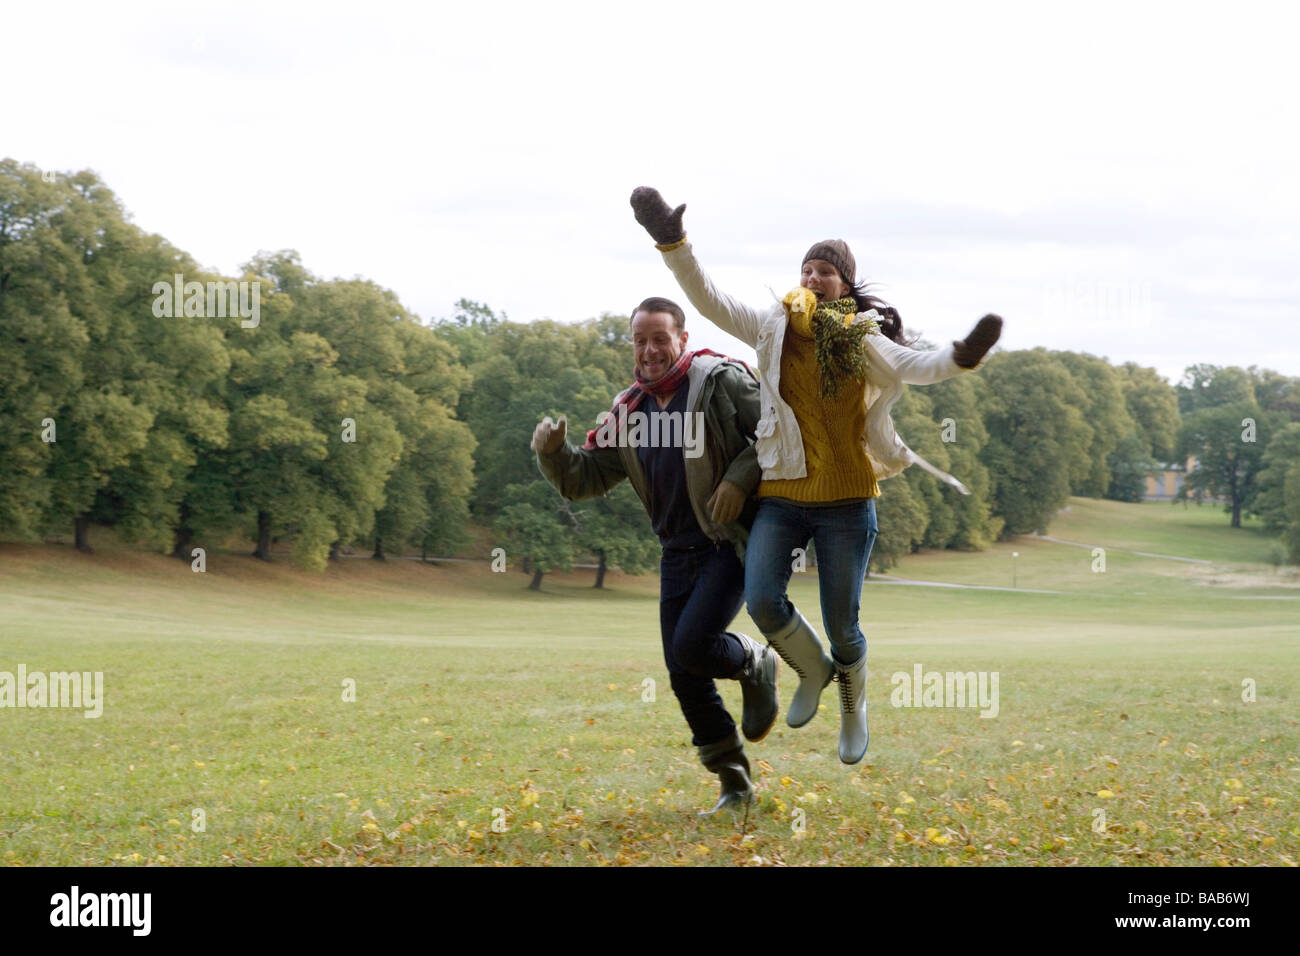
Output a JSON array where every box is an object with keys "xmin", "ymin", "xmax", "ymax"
[
  {"xmin": 92, "ymin": 244, "xmax": 232, "ymax": 553},
  {"xmin": 1177, "ymin": 401, "xmax": 1285, "ymax": 527},
  {"xmin": 1, "ymin": 164, "xmax": 161, "ymax": 550},
  {"xmin": 1049, "ymin": 352, "xmax": 1132, "ymax": 498},
  {"xmin": 919, "ymin": 373, "xmax": 1002, "ymax": 549},
  {"xmin": 870, "ymin": 472, "xmax": 928, "ymax": 571},
  {"xmin": 493, "ymin": 481, "xmax": 575, "ymax": 590},
  {"xmin": 0, "ymin": 160, "xmax": 85, "ymax": 538},
  {"xmin": 1105, "ymin": 430, "xmax": 1157, "ymax": 502},
  {"xmin": 1251, "ymin": 422, "xmax": 1300, "ymax": 534},
  {"xmin": 1116, "ymin": 362, "xmax": 1181, "ymax": 463},
  {"xmin": 1247, "ymin": 366, "xmax": 1300, "ymax": 422},
  {"xmin": 978, "ymin": 350, "xmax": 1091, "ymax": 536},
  {"xmin": 1176, "ymin": 364, "xmax": 1255, "ymax": 416},
  {"xmin": 442, "ymin": 310, "xmax": 659, "ymax": 577},
  {"xmin": 571, "ymin": 482, "xmax": 659, "ymax": 587},
  {"xmin": 1283, "ymin": 465, "xmax": 1300, "ymax": 562},
  {"xmin": 222, "ymin": 255, "xmax": 403, "ymax": 569}
]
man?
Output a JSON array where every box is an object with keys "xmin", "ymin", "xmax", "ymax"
[{"xmin": 532, "ymin": 296, "xmax": 779, "ymax": 815}]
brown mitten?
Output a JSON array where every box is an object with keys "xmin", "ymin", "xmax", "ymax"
[
  {"xmin": 952, "ymin": 314, "xmax": 1003, "ymax": 368},
  {"xmin": 630, "ymin": 186, "xmax": 686, "ymax": 245}
]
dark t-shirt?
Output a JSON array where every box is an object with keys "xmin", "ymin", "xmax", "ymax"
[{"xmin": 636, "ymin": 386, "xmax": 712, "ymax": 550}]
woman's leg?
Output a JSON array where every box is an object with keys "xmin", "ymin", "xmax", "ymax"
[
  {"xmin": 743, "ymin": 498, "xmax": 808, "ymax": 634},
  {"xmin": 745, "ymin": 498, "xmax": 834, "ymax": 728},
  {"xmin": 865, "ymin": 497, "xmax": 879, "ymax": 568},
  {"xmin": 808, "ymin": 500, "xmax": 874, "ymax": 665},
  {"xmin": 807, "ymin": 499, "xmax": 875, "ymax": 763}
]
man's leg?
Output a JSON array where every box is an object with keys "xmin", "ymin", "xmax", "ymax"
[
  {"xmin": 669, "ymin": 542, "xmax": 778, "ymax": 743},
  {"xmin": 660, "ymin": 547, "xmax": 741, "ymax": 746},
  {"xmin": 745, "ymin": 498, "xmax": 833, "ymax": 728},
  {"xmin": 660, "ymin": 545, "xmax": 759, "ymax": 815}
]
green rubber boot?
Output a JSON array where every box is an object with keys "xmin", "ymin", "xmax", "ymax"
[
  {"xmin": 765, "ymin": 610, "xmax": 834, "ymax": 728},
  {"xmin": 835, "ymin": 652, "xmax": 869, "ymax": 764}
]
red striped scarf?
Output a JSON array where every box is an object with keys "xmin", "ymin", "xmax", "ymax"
[{"xmin": 584, "ymin": 349, "xmax": 739, "ymax": 449}]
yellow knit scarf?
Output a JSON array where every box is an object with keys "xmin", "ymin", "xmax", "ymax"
[{"xmin": 782, "ymin": 287, "xmax": 879, "ymax": 398}]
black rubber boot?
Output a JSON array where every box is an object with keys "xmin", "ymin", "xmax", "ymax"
[
  {"xmin": 696, "ymin": 729, "xmax": 754, "ymax": 816},
  {"xmin": 730, "ymin": 632, "xmax": 779, "ymax": 742}
]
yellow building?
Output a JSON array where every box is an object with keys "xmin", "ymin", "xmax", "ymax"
[{"xmin": 1145, "ymin": 456, "xmax": 1223, "ymax": 501}]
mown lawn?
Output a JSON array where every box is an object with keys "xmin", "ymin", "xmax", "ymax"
[{"xmin": 1, "ymin": 498, "xmax": 1296, "ymax": 866}]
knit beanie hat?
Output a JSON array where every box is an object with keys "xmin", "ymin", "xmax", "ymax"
[{"xmin": 802, "ymin": 240, "xmax": 856, "ymax": 287}]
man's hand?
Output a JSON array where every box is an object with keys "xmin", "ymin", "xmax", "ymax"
[
  {"xmin": 531, "ymin": 415, "xmax": 568, "ymax": 454},
  {"xmin": 707, "ymin": 479, "xmax": 745, "ymax": 525},
  {"xmin": 630, "ymin": 186, "xmax": 686, "ymax": 245}
]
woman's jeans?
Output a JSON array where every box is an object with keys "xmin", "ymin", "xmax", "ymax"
[
  {"xmin": 744, "ymin": 497, "xmax": 878, "ymax": 666},
  {"xmin": 659, "ymin": 542, "xmax": 748, "ymax": 747}
]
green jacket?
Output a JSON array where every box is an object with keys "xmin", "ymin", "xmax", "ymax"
[{"xmin": 535, "ymin": 354, "xmax": 763, "ymax": 563}]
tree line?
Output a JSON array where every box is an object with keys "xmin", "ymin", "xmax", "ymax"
[{"xmin": 3, "ymin": 159, "xmax": 1299, "ymax": 588}]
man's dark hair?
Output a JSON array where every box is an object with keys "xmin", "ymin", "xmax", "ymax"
[{"xmin": 630, "ymin": 296, "xmax": 686, "ymax": 333}]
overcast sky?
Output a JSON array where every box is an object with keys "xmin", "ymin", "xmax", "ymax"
[{"xmin": 9, "ymin": 0, "xmax": 1298, "ymax": 385}]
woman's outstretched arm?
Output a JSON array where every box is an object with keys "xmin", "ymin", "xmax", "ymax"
[
  {"xmin": 867, "ymin": 314, "xmax": 1002, "ymax": 386},
  {"xmin": 630, "ymin": 187, "xmax": 765, "ymax": 347},
  {"xmin": 867, "ymin": 332, "xmax": 964, "ymax": 386}
]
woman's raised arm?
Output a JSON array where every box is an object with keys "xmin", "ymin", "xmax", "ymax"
[{"xmin": 630, "ymin": 187, "xmax": 765, "ymax": 347}]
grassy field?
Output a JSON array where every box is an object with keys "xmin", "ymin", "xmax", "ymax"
[{"xmin": 0, "ymin": 498, "xmax": 1296, "ymax": 866}]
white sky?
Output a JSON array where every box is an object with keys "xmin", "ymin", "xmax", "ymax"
[{"xmin": 8, "ymin": 0, "xmax": 1299, "ymax": 386}]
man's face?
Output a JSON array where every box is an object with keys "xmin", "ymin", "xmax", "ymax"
[
  {"xmin": 800, "ymin": 258, "xmax": 850, "ymax": 302},
  {"xmin": 632, "ymin": 310, "xmax": 688, "ymax": 383}
]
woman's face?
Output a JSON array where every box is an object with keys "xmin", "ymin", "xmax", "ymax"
[{"xmin": 800, "ymin": 259, "xmax": 850, "ymax": 302}]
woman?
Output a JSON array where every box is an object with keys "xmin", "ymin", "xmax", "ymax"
[{"xmin": 630, "ymin": 186, "xmax": 1002, "ymax": 764}]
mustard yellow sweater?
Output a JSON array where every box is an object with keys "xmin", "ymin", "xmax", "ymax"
[{"xmin": 757, "ymin": 304, "xmax": 879, "ymax": 503}]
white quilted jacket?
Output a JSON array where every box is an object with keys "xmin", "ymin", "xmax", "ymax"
[{"xmin": 661, "ymin": 241, "xmax": 972, "ymax": 494}]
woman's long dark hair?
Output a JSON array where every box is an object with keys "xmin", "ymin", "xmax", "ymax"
[{"xmin": 850, "ymin": 282, "xmax": 910, "ymax": 346}]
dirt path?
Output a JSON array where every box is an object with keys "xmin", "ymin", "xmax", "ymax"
[
  {"xmin": 871, "ymin": 574, "xmax": 1064, "ymax": 595},
  {"xmin": 1032, "ymin": 534, "xmax": 1212, "ymax": 564}
]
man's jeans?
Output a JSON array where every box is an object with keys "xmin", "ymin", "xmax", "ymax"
[
  {"xmin": 659, "ymin": 542, "xmax": 748, "ymax": 747},
  {"xmin": 744, "ymin": 497, "xmax": 878, "ymax": 665}
]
